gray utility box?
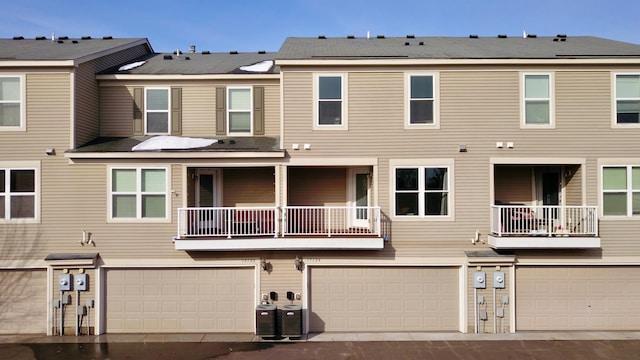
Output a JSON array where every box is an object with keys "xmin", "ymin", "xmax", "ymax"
[
  {"xmin": 255, "ymin": 304, "xmax": 277, "ymax": 336},
  {"xmin": 281, "ymin": 304, "xmax": 302, "ymax": 337}
]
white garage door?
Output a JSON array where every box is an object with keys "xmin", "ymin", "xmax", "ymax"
[
  {"xmin": 517, "ymin": 266, "xmax": 640, "ymax": 330},
  {"xmin": 106, "ymin": 268, "xmax": 254, "ymax": 333},
  {"xmin": 310, "ymin": 267, "xmax": 459, "ymax": 332},
  {"xmin": 0, "ymin": 269, "xmax": 47, "ymax": 334}
]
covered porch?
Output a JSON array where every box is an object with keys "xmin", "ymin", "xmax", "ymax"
[{"xmin": 489, "ymin": 163, "xmax": 600, "ymax": 249}]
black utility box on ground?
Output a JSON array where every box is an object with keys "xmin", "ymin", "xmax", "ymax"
[
  {"xmin": 281, "ymin": 304, "xmax": 302, "ymax": 337},
  {"xmin": 256, "ymin": 304, "xmax": 277, "ymax": 336}
]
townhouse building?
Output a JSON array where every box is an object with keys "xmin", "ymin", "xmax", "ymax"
[{"xmin": 1, "ymin": 33, "xmax": 640, "ymax": 336}]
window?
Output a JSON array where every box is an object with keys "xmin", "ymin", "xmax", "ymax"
[
  {"xmin": 408, "ymin": 75, "xmax": 435, "ymax": 125},
  {"xmin": 0, "ymin": 76, "xmax": 24, "ymax": 130},
  {"xmin": 602, "ymin": 166, "xmax": 640, "ymax": 216},
  {"xmin": 0, "ymin": 167, "xmax": 36, "ymax": 220},
  {"xmin": 227, "ymin": 87, "xmax": 252, "ymax": 133},
  {"xmin": 523, "ymin": 73, "xmax": 553, "ymax": 126},
  {"xmin": 145, "ymin": 88, "xmax": 170, "ymax": 134},
  {"xmin": 315, "ymin": 74, "xmax": 346, "ymax": 129},
  {"xmin": 110, "ymin": 167, "xmax": 168, "ymax": 220},
  {"xmin": 394, "ymin": 166, "xmax": 449, "ymax": 217},
  {"xmin": 615, "ymin": 74, "xmax": 640, "ymax": 124}
]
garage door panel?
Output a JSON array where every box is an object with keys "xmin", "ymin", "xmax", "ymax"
[
  {"xmin": 106, "ymin": 268, "xmax": 253, "ymax": 333},
  {"xmin": 0, "ymin": 270, "xmax": 46, "ymax": 334},
  {"xmin": 310, "ymin": 267, "xmax": 458, "ymax": 332},
  {"xmin": 517, "ymin": 266, "xmax": 640, "ymax": 330}
]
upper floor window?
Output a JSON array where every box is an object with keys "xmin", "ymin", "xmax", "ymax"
[
  {"xmin": 615, "ymin": 74, "xmax": 640, "ymax": 124},
  {"xmin": 314, "ymin": 74, "xmax": 347, "ymax": 129},
  {"xmin": 145, "ymin": 88, "xmax": 170, "ymax": 134},
  {"xmin": 602, "ymin": 165, "xmax": 640, "ymax": 216},
  {"xmin": 522, "ymin": 73, "xmax": 553, "ymax": 127},
  {"xmin": 0, "ymin": 163, "xmax": 38, "ymax": 222},
  {"xmin": 394, "ymin": 166, "xmax": 449, "ymax": 217},
  {"xmin": 110, "ymin": 167, "xmax": 168, "ymax": 221},
  {"xmin": 407, "ymin": 74, "xmax": 438, "ymax": 126},
  {"xmin": 228, "ymin": 87, "xmax": 252, "ymax": 133},
  {"xmin": 0, "ymin": 76, "xmax": 25, "ymax": 131}
]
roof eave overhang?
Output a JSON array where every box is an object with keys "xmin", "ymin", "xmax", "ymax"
[
  {"xmin": 275, "ymin": 58, "xmax": 640, "ymax": 66},
  {"xmin": 96, "ymin": 73, "xmax": 280, "ymax": 80},
  {"xmin": 0, "ymin": 60, "xmax": 75, "ymax": 67},
  {"xmin": 65, "ymin": 151, "xmax": 285, "ymax": 159}
]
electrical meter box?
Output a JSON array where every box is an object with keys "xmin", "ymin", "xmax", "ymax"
[
  {"xmin": 473, "ymin": 271, "xmax": 486, "ymax": 289},
  {"xmin": 75, "ymin": 273, "xmax": 89, "ymax": 291},
  {"xmin": 493, "ymin": 271, "xmax": 505, "ymax": 289},
  {"xmin": 58, "ymin": 274, "xmax": 72, "ymax": 291}
]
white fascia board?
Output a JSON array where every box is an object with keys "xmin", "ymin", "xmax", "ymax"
[
  {"xmin": 65, "ymin": 151, "xmax": 285, "ymax": 159},
  {"xmin": 96, "ymin": 74, "xmax": 280, "ymax": 80},
  {"xmin": 488, "ymin": 235, "xmax": 601, "ymax": 249},
  {"xmin": 0, "ymin": 60, "xmax": 75, "ymax": 67},
  {"xmin": 276, "ymin": 58, "xmax": 640, "ymax": 66},
  {"xmin": 174, "ymin": 237, "xmax": 384, "ymax": 251}
]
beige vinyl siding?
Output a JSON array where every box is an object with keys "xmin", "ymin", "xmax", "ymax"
[
  {"xmin": 287, "ymin": 168, "xmax": 346, "ymax": 206},
  {"xmin": 263, "ymin": 84, "xmax": 280, "ymax": 136},
  {"xmin": 52, "ymin": 268, "xmax": 96, "ymax": 335},
  {"xmin": 100, "ymin": 86, "xmax": 134, "ymax": 136},
  {"xmin": 494, "ymin": 166, "xmax": 533, "ymax": 205},
  {"xmin": 223, "ymin": 168, "xmax": 275, "ymax": 206},
  {"xmin": 466, "ymin": 266, "xmax": 511, "ymax": 333},
  {"xmin": 0, "ymin": 269, "xmax": 46, "ymax": 334},
  {"xmin": 259, "ymin": 258, "xmax": 303, "ymax": 308},
  {"xmin": 75, "ymin": 44, "xmax": 150, "ymax": 146},
  {"xmin": 564, "ymin": 165, "xmax": 582, "ymax": 206},
  {"xmin": 181, "ymin": 86, "xmax": 216, "ymax": 136}
]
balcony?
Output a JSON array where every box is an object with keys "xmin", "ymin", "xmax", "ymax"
[
  {"xmin": 488, "ymin": 205, "xmax": 600, "ymax": 249},
  {"xmin": 174, "ymin": 206, "xmax": 383, "ymax": 251}
]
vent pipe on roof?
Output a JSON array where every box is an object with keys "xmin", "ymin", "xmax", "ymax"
[
  {"xmin": 51, "ymin": 32, "xmax": 55, "ymax": 42},
  {"xmin": 367, "ymin": 31, "xmax": 370, "ymax": 39}
]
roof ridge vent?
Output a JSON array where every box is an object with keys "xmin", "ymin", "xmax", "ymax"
[
  {"xmin": 318, "ymin": 35, "xmax": 326, "ymax": 39},
  {"xmin": 556, "ymin": 34, "xmax": 567, "ymax": 38},
  {"xmin": 35, "ymin": 36, "xmax": 46, "ymax": 40},
  {"xmin": 163, "ymin": 54, "xmax": 173, "ymax": 60},
  {"xmin": 347, "ymin": 35, "xmax": 355, "ymax": 39},
  {"xmin": 404, "ymin": 42, "xmax": 410, "ymax": 46},
  {"xmin": 59, "ymin": 36, "xmax": 69, "ymax": 40},
  {"xmin": 258, "ymin": 50, "xmax": 266, "ymax": 54},
  {"xmin": 103, "ymin": 36, "xmax": 113, "ymax": 40},
  {"xmin": 498, "ymin": 34, "xmax": 507, "ymax": 38},
  {"xmin": 82, "ymin": 36, "xmax": 92, "ymax": 40},
  {"xmin": 406, "ymin": 34, "xmax": 415, "ymax": 39},
  {"xmin": 72, "ymin": 40, "xmax": 78, "ymax": 44},
  {"xmin": 201, "ymin": 50, "xmax": 211, "ymax": 54},
  {"xmin": 12, "ymin": 36, "xmax": 24, "ymax": 40},
  {"xmin": 526, "ymin": 34, "xmax": 537, "ymax": 38},
  {"xmin": 376, "ymin": 34, "xmax": 385, "ymax": 39},
  {"xmin": 230, "ymin": 50, "xmax": 238, "ymax": 54},
  {"xmin": 469, "ymin": 34, "xmax": 479, "ymax": 38}
]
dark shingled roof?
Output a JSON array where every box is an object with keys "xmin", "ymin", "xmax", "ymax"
[
  {"xmin": 103, "ymin": 52, "xmax": 278, "ymax": 75},
  {"xmin": 69, "ymin": 136, "xmax": 282, "ymax": 154},
  {"xmin": 0, "ymin": 37, "xmax": 150, "ymax": 61},
  {"xmin": 278, "ymin": 35, "xmax": 640, "ymax": 60}
]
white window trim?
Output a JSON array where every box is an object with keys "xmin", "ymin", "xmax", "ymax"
[
  {"xmin": 521, "ymin": 72, "xmax": 555, "ymax": 129},
  {"xmin": 612, "ymin": 73, "xmax": 640, "ymax": 128},
  {"xmin": 405, "ymin": 72, "xmax": 440, "ymax": 129},
  {"xmin": 313, "ymin": 73, "xmax": 348, "ymax": 130},
  {"xmin": 600, "ymin": 164, "xmax": 640, "ymax": 218},
  {"xmin": 108, "ymin": 166, "xmax": 171, "ymax": 223},
  {"xmin": 227, "ymin": 86, "xmax": 253, "ymax": 136},
  {"xmin": 389, "ymin": 158, "xmax": 454, "ymax": 221},
  {"xmin": 0, "ymin": 75, "xmax": 26, "ymax": 132},
  {"xmin": 144, "ymin": 87, "xmax": 171, "ymax": 135},
  {"xmin": 0, "ymin": 161, "xmax": 40, "ymax": 223}
]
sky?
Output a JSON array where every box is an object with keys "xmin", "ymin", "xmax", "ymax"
[{"xmin": 1, "ymin": 0, "xmax": 639, "ymax": 53}]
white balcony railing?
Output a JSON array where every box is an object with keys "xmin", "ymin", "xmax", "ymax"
[
  {"xmin": 491, "ymin": 205, "xmax": 598, "ymax": 237},
  {"xmin": 178, "ymin": 207, "xmax": 278, "ymax": 238},
  {"xmin": 177, "ymin": 206, "xmax": 382, "ymax": 239},
  {"xmin": 282, "ymin": 206, "xmax": 381, "ymax": 237}
]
